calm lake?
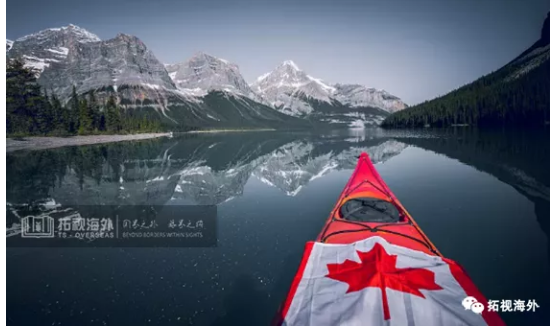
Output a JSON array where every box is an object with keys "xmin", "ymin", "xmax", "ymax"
[{"xmin": 6, "ymin": 128, "xmax": 550, "ymax": 326}]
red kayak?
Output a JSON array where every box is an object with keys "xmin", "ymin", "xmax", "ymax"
[{"xmin": 276, "ymin": 152, "xmax": 504, "ymax": 326}]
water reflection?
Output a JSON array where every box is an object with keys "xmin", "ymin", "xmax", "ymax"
[
  {"xmin": 5, "ymin": 128, "xmax": 549, "ymax": 326},
  {"xmin": 6, "ymin": 131, "xmax": 407, "ymax": 208},
  {"xmin": 394, "ymin": 128, "xmax": 549, "ymax": 236},
  {"xmin": 6, "ymin": 129, "xmax": 549, "ymax": 237}
]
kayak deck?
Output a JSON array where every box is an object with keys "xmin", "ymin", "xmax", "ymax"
[
  {"xmin": 274, "ymin": 153, "xmax": 503, "ymax": 326},
  {"xmin": 275, "ymin": 152, "xmax": 505, "ymax": 326},
  {"xmin": 318, "ymin": 152, "xmax": 441, "ymax": 256}
]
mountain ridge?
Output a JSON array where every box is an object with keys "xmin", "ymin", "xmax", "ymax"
[
  {"xmin": 7, "ymin": 28, "xmax": 310, "ymax": 132},
  {"xmin": 164, "ymin": 51, "xmax": 266, "ymax": 104},
  {"xmin": 251, "ymin": 60, "xmax": 406, "ymax": 116},
  {"xmin": 7, "ymin": 24, "xmax": 405, "ymax": 130}
]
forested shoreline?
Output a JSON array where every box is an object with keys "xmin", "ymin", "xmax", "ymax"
[
  {"xmin": 6, "ymin": 59, "xmax": 164, "ymax": 137},
  {"xmin": 381, "ymin": 60, "xmax": 549, "ymax": 128},
  {"xmin": 382, "ymin": 13, "xmax": 550, "ymax": 129}
]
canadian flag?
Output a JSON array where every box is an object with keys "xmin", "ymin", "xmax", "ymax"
[{"xmin": 278, "ymin": 236, "xmax": 504, "ymax": 326}]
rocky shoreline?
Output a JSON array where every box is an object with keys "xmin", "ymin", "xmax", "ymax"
[
  {"xmin": 6, "ymin": 133, "xmax": 171, "ymax": 153},
  {"xmin": 184, "ymin": 128, "xmax": 276, "ymax": 134}
]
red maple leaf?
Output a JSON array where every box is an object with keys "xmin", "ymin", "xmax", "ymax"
[{"xmin": 325, "ymin": 242, "xmax": 443, "ymax": 320}]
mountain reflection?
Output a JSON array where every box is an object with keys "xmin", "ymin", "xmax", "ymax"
[
  {"xmin": 5, "ymin": 131, "xmax": 407, "ymax": 211},
  {"xmin": 6, "ymin": 128, "xmax": 548, "ymax": 237},
  {"xmin": 395, "ymin": 128, "xmax": 550, "ymax": 236}
]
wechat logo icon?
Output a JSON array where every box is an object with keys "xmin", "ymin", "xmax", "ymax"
[{"xmin": 462, "ymin": 296, "xmax": 484, "ymax": 314}]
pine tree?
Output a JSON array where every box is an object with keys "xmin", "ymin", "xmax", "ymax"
[
  {"xmin": 50, "ymin": 92, "xmax": 64, "ymax": 132},
  {"xmin": 67, "ymin": 85, "xmax": 80, "ymax": 134},
  {"xmin": 98, "ymin": 112, "xmax": 106, "ymax": 131},
  {"xmin": 6, "ymin": 59, "xmax": 28, "ymax": 134},
  {"xmin": 78, "ymin": 98, "xmax": 93, "ymax": 134},
  {"xmin": 88, "ymin": 90, "xmax": 100, "ymax": 131},
  {"xmin": 6, "ymin": 58, "xmax": 48, "ymax": 135},
  {"xmin": 105, "ymin": 95, "xmax": 122, "ymax": 133},
  {"xmin": 36, "ymin": 89, "xmax": 54, "ymax": 134}
]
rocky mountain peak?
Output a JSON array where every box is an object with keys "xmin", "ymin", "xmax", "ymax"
[
  {"xmin": 15, "ymin": 24, "xmax": 100, "ymax": 43},
  {"xmin": 191, "ymin": 52, "xmax": 238, "ymax": 70},
  {"xmin": 8, "ymin": 24, "xmax": 101, "ymax": 76},
  {"xmin": 33, "ymin": 29, "xmax": 177, "ymax": 107},
  {"xmin": 333, "ymin": 84, "xmax": 407, "ymax": 113},
  {"xmin": 165, "ymin": 52, "xmax": 257, "ymax": 99},
  {"xmin": 114, "ymin": 33, "xmax": 139, "ymax": 42},
  {"xmin": 254, "ymin": 60, "xmax": 310, "ymax": 89},
  {"xmin": 281, "ymin": 60, "xmax": 301, "ymax": 71},
  {"xmin": 252, "ymin": 60, "xmax": 407, "ymax": 116},
  {"xmin": 192, "ymin": 51, "xmax": 218, "ymax": 60}
]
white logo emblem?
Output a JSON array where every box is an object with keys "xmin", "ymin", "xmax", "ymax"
[
  {"xmin": 462, "ymin": 296, "xmax": 485, "ymax": 314},
  {"xmin": 471, "ymin": 302, "xmax": 485, "ymax": 314},
  {"xmin": 21, "ymin": 216, "xmax": 54, "ymax": 238}
]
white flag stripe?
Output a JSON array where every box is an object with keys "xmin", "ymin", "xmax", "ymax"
[{"xmin": 284, "ymin": 236, "xmax": 488, "ymax": 326}]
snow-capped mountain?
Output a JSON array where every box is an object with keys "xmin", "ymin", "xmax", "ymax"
[
  {"xmin": 252, "ymin": 60, "xmax": 336, "ymax": 116},
  {"xmin": 250, "ymin": 60, "xmax": 404, "ymax": 127},
  {"xmin": 7, "ymin": 23, "xmax": 407, "ymax": 130},
  {"xmin": 8, "ymin": 25, "xmax": 306, "ymax": 130},
  {"xmin": 38, "ymin": 32, "xmax": 177, "ymax": 103},
  {"xmin": 16, "ymin": 24, "xmax": 100, "ymax": 43},
  {"xmin": 8, "ymin": 24, "xmax": 100, "ymax": 76},
  {"xmin": 252, "ymin": 60, "xmax": 406, "ymax": 117},
  {"xmin": 165, "ymin": 52, "xmax": 262, "ymax": 102},
  {"xmin": 6, "ymin": 39, "xmax": 13, "ymax": 52},
  {"xmin": 8, "ymin": 25, "xmax": 204, "ymax": 121},
  {"xmin": 333, "ymin": 84, "xmax": 407, "ymax": 113}
]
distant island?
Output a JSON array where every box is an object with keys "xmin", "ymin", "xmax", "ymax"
[{"xmin": 382, "ymin": 13, "xmax": 549, "ymax": 129}]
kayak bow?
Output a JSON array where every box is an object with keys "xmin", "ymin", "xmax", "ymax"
[{"xmin": 276, "ymin": 152, "xmax": 504, "ymax": 326}]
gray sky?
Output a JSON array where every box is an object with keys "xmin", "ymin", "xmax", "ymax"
[{"xmin": 7, "ymin": 0, "xmax": 549, "ymax": 105}]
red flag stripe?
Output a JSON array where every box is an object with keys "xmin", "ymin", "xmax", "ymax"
[
  {"xmin": 274, "ymin": 241, "xmax": 314, "ymax": 325},
  {"xmin": 444, "ymin": 258, "xmax": 505, "ymax": 326}
]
